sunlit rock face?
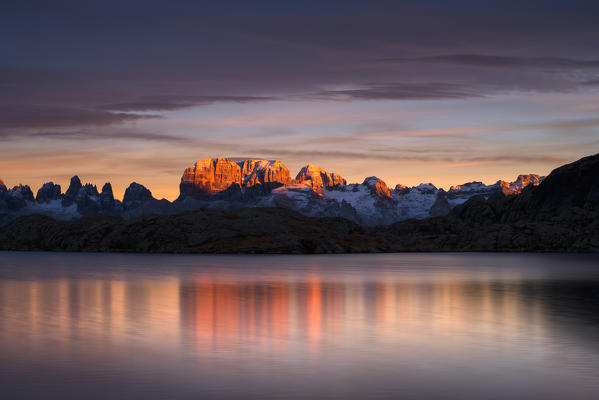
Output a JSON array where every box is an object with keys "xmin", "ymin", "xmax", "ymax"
[
  {"xmin": 295, "ymin": 164, "xmax": 346, "ymax": 194},
  {"xmin": 36, "ymin": 182, "xmax": 62, "ymax": 203},
  {"xmin": 240, "ymin": 160, "xmax": 291, "ymax": 187},
  {"xmin": 180, "ymin": 158, "xmax": 243, "ymax": 197},
  {"xmin": 180, "ymin": 158, "xmax": 292, "ymax": 198},
  {"xmin": 498, "ymin": 174, "xmax": 545, "ymax": 194},
  {"xmin": 362, "ymin": 176, "xmax": 392, "ymax": 199}
]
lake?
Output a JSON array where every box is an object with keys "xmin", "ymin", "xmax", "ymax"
[{"xmin": 0, "ymin": 252, "xmax": 598, "ymax": 399}]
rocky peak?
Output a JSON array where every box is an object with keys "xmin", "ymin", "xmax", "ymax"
[
  {"xmin": 11, "ymin": 184, "xmax": 35, "ymax": 202},
  {"xmin": 123, "ymin": 182, "xmax": 154, "ymax": 210},
  {"xmin": 509, "ymin": 174, "xmax": 544, "ymax": 193},
  {"xmin": 77, "ymin": 183, "xmax": 99, "ymax": 199},
  {"xmin": 0, "ymin": 178, "xmax": 6, "ymax": 193},
  {"xmin": 415, "ymin": 183, "xmax": 437, "ymax": 192},
  {"xmin": 62, "ymin": 176, "xmax": 83, "ymax": 207},
  {"xmin": 295, "ymin": 164, "xmax": 346, "ymax": 194},
  {"xmin": 101, "ymin": 182, "xmax": 113, "ymax": 198},
  {"xmin": 2, "ymin": 184, "xmax": 34, "ymax": 211},
  {"xmin": 100, "ymin": 183, "xmax": 116, "ymax": 209},
  {"xmin": 362, "ymin": 176, "xmax": 392, "ymax": 199},
  {"xmin": 430, "ymin": 192, "xmax": 451, "ymax": 217},
  {"xmin": 65, "ymin": 176, "xmax": 82, "ymax": 198},
  {"xmin": 36, "ymin": 182, "xmax": 62, "ymax": 203},
  {"xmin": 180, "ymin": 158, "xmax": 243, "ymax": 197},
  {"xmin": 180, "ymin": 158, "xmax": 294, "ymax": 199},
  {"xmin": 240, "ymin": 159, "xmax": 291, "ymax": 187},
  {"xmin": 449, "ymin": 181, "xmax": 486, "ymax": 192}
]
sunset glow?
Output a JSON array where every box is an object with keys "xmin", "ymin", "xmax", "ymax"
[{"xmin": 2, "ymin": 3, "xmax": 598, "ymax": 200}]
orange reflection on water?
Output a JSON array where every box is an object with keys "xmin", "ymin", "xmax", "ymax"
[{"xmin": 0, "ymin": 274, "xmax": 552, "ymax": 361}]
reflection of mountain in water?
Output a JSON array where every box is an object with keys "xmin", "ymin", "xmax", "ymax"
[
  {"xmin": 1, "ymin": 273, "xmax": 598, "ymax": 358},
  {"xmin": 1, "ymin": 253, "xmax": 599, "ymax": 399},
  {"xmin": 178, "ymin": 277, "xmax": 599, "ymax": 356}
]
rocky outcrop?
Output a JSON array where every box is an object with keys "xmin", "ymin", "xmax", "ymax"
[
  {"xmin": 265, "ymin": 184, "xmax": 361, "ymax": 223},
  {"xmin": 504, "ymin": 174, "xmax": 544, "ymax": 194},
  {"xmin": 295, "ymin": 165, "xmax": 346, "ymax": 194},
  {"xmin": 3, "ymin": 185, "xmax": 35, "ymax": 211},
  {"xmin": 73, "ymin": 183, "xmax": 101, "ymax": 214},
  {"xmin": 121, "ymin": 182, "xmax": 171, "ymax": 217},
  {"xmin": 180, "ymin": 158, "xmax": 292, "ymax": 199},
  {"xmin": 0, "ymin": 208, "xmax": 384, "ymax": 253},
  {"xmin": 11, "ymin": 185, "xmax": 35, "ymax": 202},
  {"xmin": 0, "ymin": 183, "xmax": 35, "ymax": 224},
  {"xmin": 429, "ymin": 192, "xmax": 451, "ymax": 217},
  {"xmin": 100, "ymin": 183, "xmax": 117, "ymax": 211},
  {"xmin": 36, "ymin": 182, "xmax": 62, "ymax": 203},
  {"xmin": 362, "ymin": 176, "xmax": 392, "ymax": 199},
  {"xmin": 62, "ymin": 176, "xmax": 83, "ymax": 207},
  {"xmin": 241, "ymin": 159, "xmax": 291, "ymax": 186},
  {"xmin": 123, "ymin": 182, "xmax": 154, "ymax": 210},
  {"xmin": 393, "ymin": 183, "xmax": 439, "ymax": 220},
  {"xmin": 180, "ymin": 158, "xmax": 243, "ymax": 197}
]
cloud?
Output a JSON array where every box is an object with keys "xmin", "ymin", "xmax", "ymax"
[
  {"xmin": 382, "ymin": 54, "xmax": 599, "ymax": 70},
  {"xmin": 0, "ymin": 104, "xmax": 160, "ymax": 129},
  {"xmin": 238, "ymin": 147, "xmax": 570, "ymax": 166},
  {"xmin": 312, "ymin": 83, "xmax": 483, "ymax": 101},
  {"xmin": 98, "ymin": 95, "xmax": 278, "ymax": 111},
  {"xmin": 0, "ymin": 129, "xmax": 187, "ymax": 142}
]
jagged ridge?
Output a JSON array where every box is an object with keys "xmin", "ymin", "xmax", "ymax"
[
  {"xmin": 1, "ymin": 157, "xmax": 545, "ymax": 226},
  {"xmin": 0, "ymin": 153, "xmax": 596, "ymax": 253}
]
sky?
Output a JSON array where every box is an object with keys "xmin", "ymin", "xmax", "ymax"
[{"xmin": 1, "ymin": 0, "xmax": 599, "ymax": 200}]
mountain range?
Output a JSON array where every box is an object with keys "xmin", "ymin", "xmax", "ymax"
[
  {"xmin": 0, "ymin": 152, "xmax": 597, "ymax": 253},
  {"xmin": 0, "ymin": 158, "xmax": 544, "ymax": 226}
]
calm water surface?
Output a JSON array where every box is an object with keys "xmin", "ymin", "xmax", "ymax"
[{"xmin": 1, "ymin": 252, "xmax": 598, "ymax": 399}]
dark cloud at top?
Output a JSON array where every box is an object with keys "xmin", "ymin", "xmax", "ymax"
[
  {"xmin": 0, "ymin": 104, "xmax": 159, "ymax": 129},
  {"xmin": 1, "ymin": 1, "xmax": 599, "ymax": 136}
]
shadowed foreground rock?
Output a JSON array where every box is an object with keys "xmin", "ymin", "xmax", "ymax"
[{"xmin": 0, "ymin": 208, "xmax": 384, "ymax": 253}]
